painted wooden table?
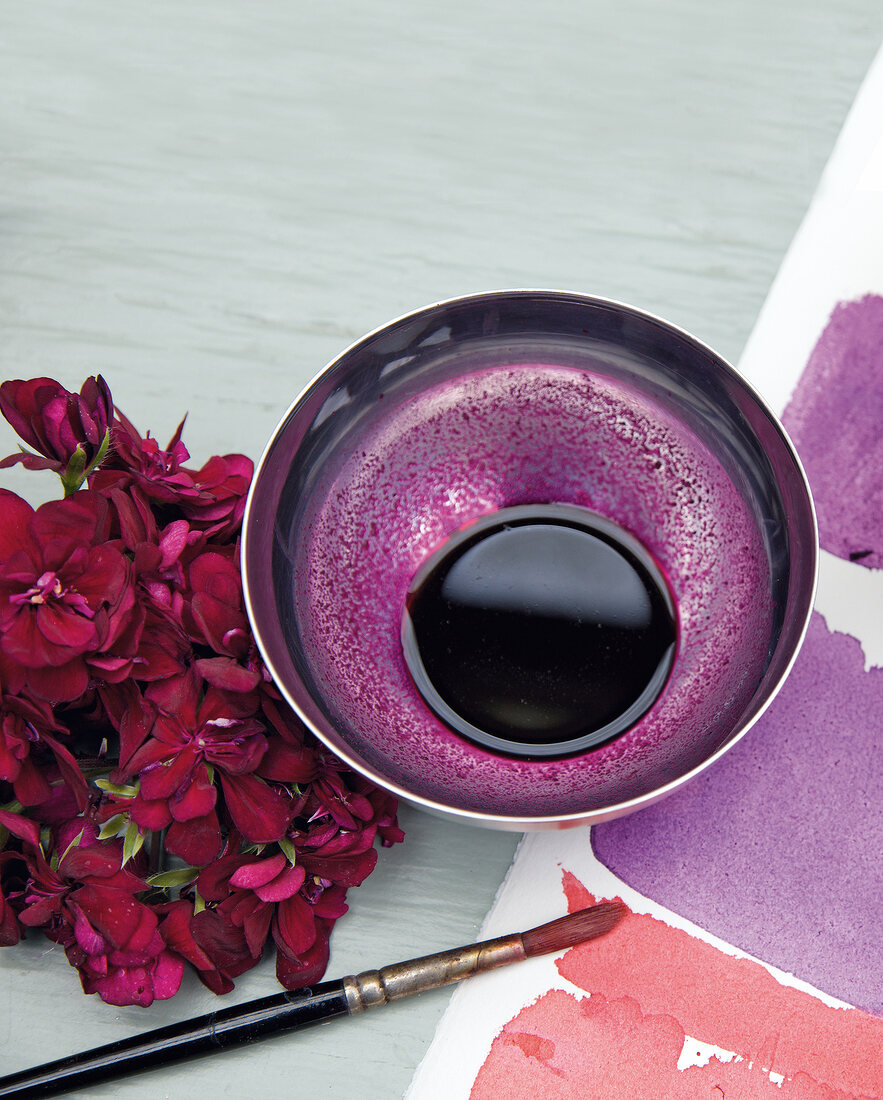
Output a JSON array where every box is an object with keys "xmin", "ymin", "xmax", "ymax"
[{"xmin": 1, "ymin": 2, "xmax": 881, "ymax": 1096}]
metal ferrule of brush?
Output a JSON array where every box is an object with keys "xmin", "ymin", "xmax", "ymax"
[{"xmin": 342, "ymin": 933, "xmax": 527, "ymax": 1011}]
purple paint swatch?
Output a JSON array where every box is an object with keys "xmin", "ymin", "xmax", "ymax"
[
  {"xmin": 783, "ymin": 293, "xmax": 883, "ymax": 568},
  {"xmin": 595, "ymin": 297, "xmax": 883, "ymax": 1014},
  {"xmin": 593, "ymin": 612, "xmax": 883, "ymax": 1014}
]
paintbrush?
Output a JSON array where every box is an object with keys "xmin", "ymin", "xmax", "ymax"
[{"xmin": 0, "ymin": 900, "xmax": 624, "ymax": 1098}]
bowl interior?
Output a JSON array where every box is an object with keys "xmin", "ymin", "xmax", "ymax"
[{"xmin": 243, "ymin": 292, "xmax": 816, "ymax": 825}]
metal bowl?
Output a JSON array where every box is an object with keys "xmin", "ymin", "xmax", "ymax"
[{"xmin": 242, "ymin": 290, "xmax": 817, "ymax": 829}]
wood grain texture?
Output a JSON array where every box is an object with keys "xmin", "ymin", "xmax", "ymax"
[{"xmin": 1, "ymin": 1, "xmax": 881, "ymax": 1096}]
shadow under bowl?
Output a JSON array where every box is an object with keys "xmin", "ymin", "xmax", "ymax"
[{"xmin": 242, "ymin": 291, "xmax": 817, "ymax": 829}]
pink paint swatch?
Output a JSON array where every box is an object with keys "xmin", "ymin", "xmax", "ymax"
[{"xmin": 472, "ymin": 875, "xmax": 883, "ymax": 1099}]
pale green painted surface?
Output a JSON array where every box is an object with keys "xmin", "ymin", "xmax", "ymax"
[{"xmin": 0, "ymin": 2, "xmax": 880, "ymax": 1096}]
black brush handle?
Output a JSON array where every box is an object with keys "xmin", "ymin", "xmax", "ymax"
[{"xmin": 0, "ymin": 980, "xmax": 350, "ymax": 1098}]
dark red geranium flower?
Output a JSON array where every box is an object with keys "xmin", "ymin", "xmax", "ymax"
[
  {"xmin": 188, "ymin": 839, "xmax": 342, "ymax": 992},
  {"xmin": 117, "ymin": 671, "xmax": 290, "ymax": 862},
  {"xmin": 0, "ymin": 373, "xmax": 404, "ymax": 1005},
  {"xmin": 0, "ymin": 681, "xmax": 88, "ymax": 808},
  {"xmin": 13, "ymin": 820, "xmax": 183, "ymax": 1005},
  {"xmin": 179, "ymin": 453, "xmax": 253, "ymax": 539},
  {"xmin": 162, "ymin": 898, "xmax": 260, "ymax": 995},
  {"xmin": 16, "ymin": 822, "xmax": 143, "ymax": 930},
  {"xmin": 96, "ymin": 412, "xmax": 196, "ymax": 507},
  {"xmin": 0, "ymin": 490, "xmax": 137, "ymax": 702},
  {"xmin": 0, "ymin": 376, "xmax": 113, "ymax": 490},
  {"xmin": 93, "ymin": 414, "xmax": 252, "ymax": 540},
  {"xmin": 107, "ymin": 483, "xmax": 198, "ymax": 606},
  {"xmin": 64, "ymin": 884, "xmax": 185, "ymax": 1006},
  {"xmin": 295, "ymin": 817, "xmax": 379, "ymax": 889}
]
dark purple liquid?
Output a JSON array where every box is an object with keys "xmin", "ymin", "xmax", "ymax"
[{"xmin": 402, "ymin": 504, "xmax": 676, "ymax": 757}]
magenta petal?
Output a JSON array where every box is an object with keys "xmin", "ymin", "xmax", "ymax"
[
  {"xmin": 275, "ymin": 892, "xmax": 317, "ymax": 957},
  {"xmin": 88, "ymin": 966, "xmax": 154, "ymax": 1007},
  {"xmin": 11, "ymin": 756, "xmax": 53, "ymax": 806},
  {"xmin": 254, "ymin": 864, "xmax": 306, "ymax": 903},
  {"xmin": 188, "ymin": 554, "xmax": 240, "ymax": 606},
  {"xmin": 32, "ymin": 492, "xmax": 105, "ymax": 546},
  {"xmin": 195, "ymin": 656, "xmax": 261, "ymax": 693},
  {"xmin": 150, "ymin": 951, "xmax": 185, "ymax": 1000},
  {"xmin": 0, "ymin": 452, "xmax": 60, "ymax": 472},
  {"xmin": 25, "ymin": 659, "xmax": 89, "ymax": 703},
  {"xmin": 165, "ymin": 813, "xmax": 222, "ymax": 865},
  {"xmin": 41, "ymin": 733, "xmax": 90, "ymax": 810},
  {"xmin": 19, "ymin": 895, "xmax": 60, "ymax": 928},
  {"xmin": 3, "ymin": 611, "xmax": 73, "ymax": 668},
  {"xmin": 61, "ymin": 846, "xmax": 125, "ymax": 882},
  {"xmin": 75, "ymin": 886, "xmax": 157, "ymax": 953},
  {"xmin": 300, "ymin": 848, "xmax": 378, "ymax": 888},
  {"xmin": 0, "ymin": 378, "xmax": 65, "ymax": 454},
  {"xmin": 0, "ymin": 490, "xmax": 36, "ymax": 562},
  {"xmin": 158, "ymin": 521, "xmax": 190, "ymax": 568},
  {"xmin": 191, "ymin": 906, "xmax": 258, "ymax": 975},
  {"xmin": 220, "ymin": 773, "xmax": 290, "ymax": 844},
  {"xmin": 111, "ymin": 486, "xmax": 152, "ymax": 549},
  {"xmin": 0, "ymin": 808, "xmax": 40, "ymax": 847},
  {"xmin": 170, "ymin": 766, "xmax": 217, "ymax": 822},
  {"xmin": 229, "ymin": 853, "xmax": 287, "ymax": 891},
  {"xmin": 160, "ymin": 901, "xmax": 216, "ymax": 971},
  {"xmin": 275, "ymin": 926, "xmax": 331, "ymax": 989},
  {"xmin": 70, "ymin": 904, "xmax": 108, "ymax": 956},
  {"xmin": 312, "ymin": 885, "xmax": 349, "ymax": 920},
  {"xmin": 130, "ymin": 797, "xmax": 173, "ymax": 830},
  {"xmin": 242, "ymin": 902, "xmax": 274, "ymax": 958},
  {"xmin": 140, "ymin": 745, "xmax": 196, "ymax": 801}
]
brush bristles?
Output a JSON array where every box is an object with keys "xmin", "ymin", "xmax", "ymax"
[{"xmin": 521, "ymin": 900, "xmax": 627, "ymax": 957}]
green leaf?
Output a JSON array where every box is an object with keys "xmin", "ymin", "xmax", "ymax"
[
  {"xmin": 95, "ymin": 778, "xmax": 139, "ymax": 798},
  {"xmin": 193, "ymin": 888, "xmax": 206, "ymax": 915},
  {"xmin": 278, "ymin": 836, "xmax": 296, "ymax": 866},
  {"xmin": 122, "ymin": 823, "xmax": 145, "ymax": 865},
  {"xmin": 147, "ymin": 866, "xmax": 200, "ymax": 889},
  {"xmin": 58, "ymin": 827, "xmax": 86, "ymax": 865},
  {"xmin": 97, "ymin": 814, "xmax": 129, "ymax": 840},
  {"xmin": 205, "ymin": 763, "xmax": 215, "ymax": 785}
]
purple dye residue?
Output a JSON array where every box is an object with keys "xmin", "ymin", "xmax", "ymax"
[
  {"xmin": 294, "ymin": 363, "xmax": 772, "ymax": 817},
  {"xmin": 593, "ymin": 611, "xmax": 883, "ymax": 1016},
  {"xmin": 782, "ymin": 293, "xmax": 883, "ymax": 568}
]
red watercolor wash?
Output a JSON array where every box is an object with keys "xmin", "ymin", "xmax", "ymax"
[{"xmin": 471, "ymin": 872, "xmax": 883, "ymax": 1100}]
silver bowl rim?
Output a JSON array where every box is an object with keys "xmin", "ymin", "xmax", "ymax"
[{"xmin": 241, "ymin": 288, "xmax": 819, "ymax": 830}]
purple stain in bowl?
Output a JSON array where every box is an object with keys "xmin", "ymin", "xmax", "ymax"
[{"xmin": 294, "ymin": 363, "xmax": 772, "ymax": 816}]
